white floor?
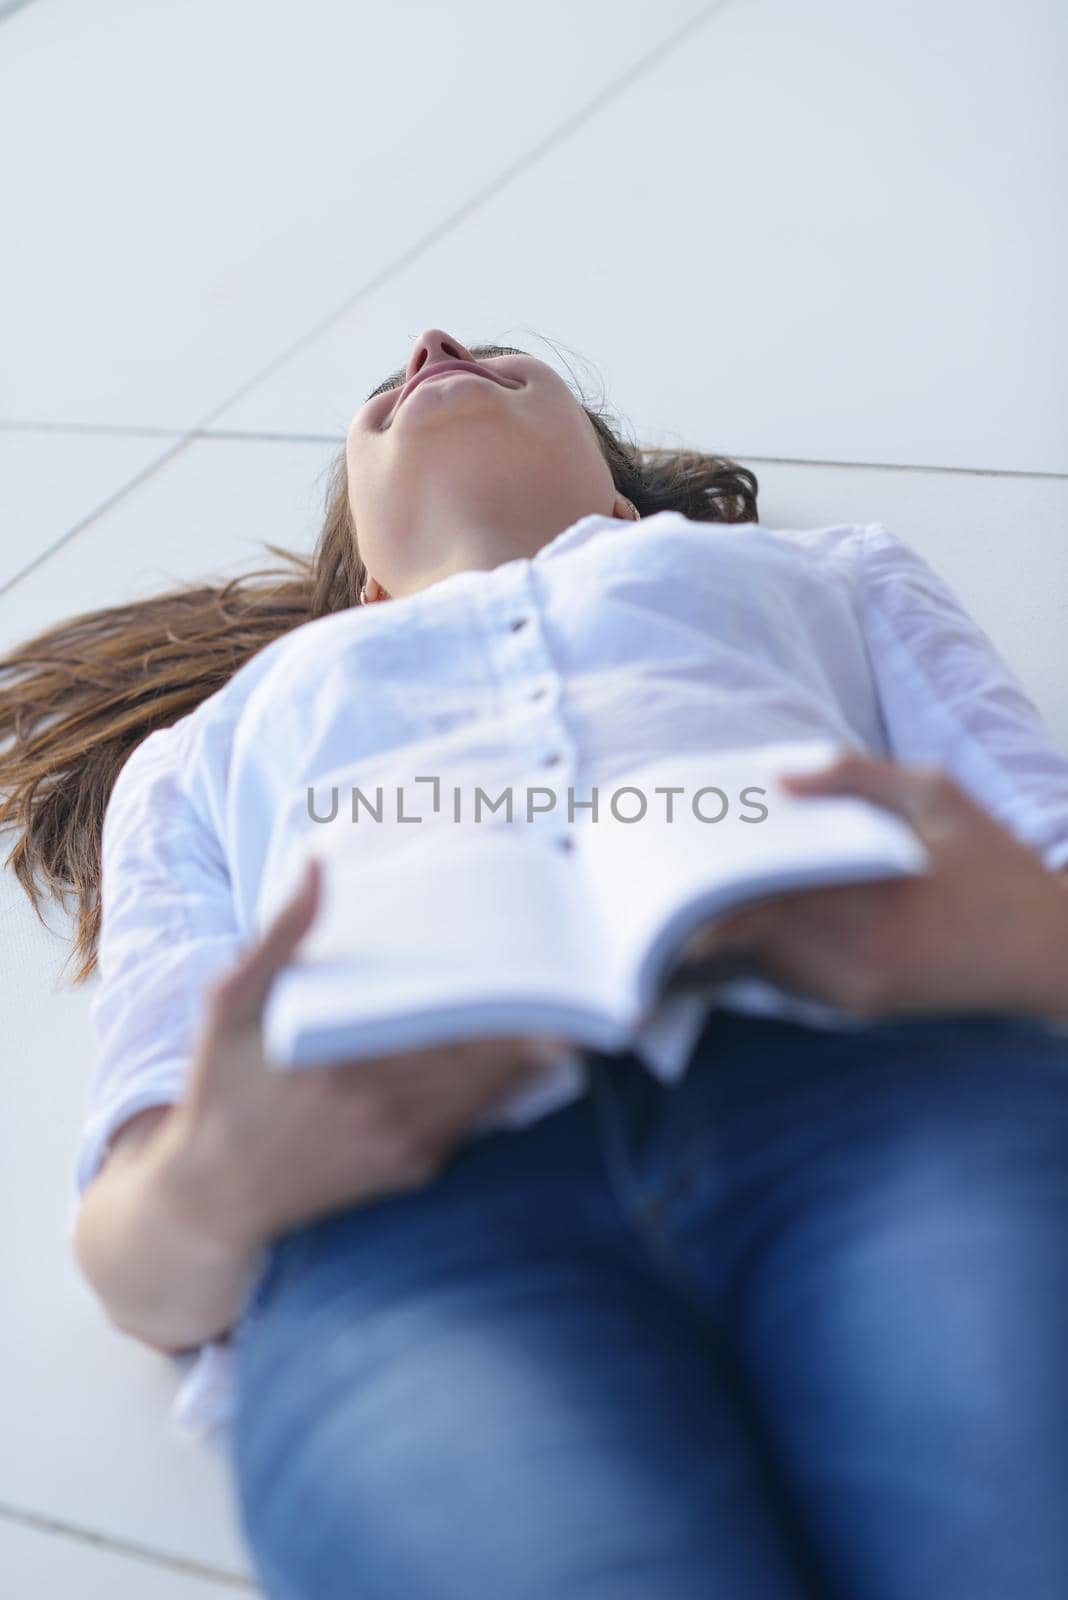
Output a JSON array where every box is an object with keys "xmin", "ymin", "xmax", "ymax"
[{"xmin": 1, "ymin": 0, "xmax": 1065, "ymax": 1591}]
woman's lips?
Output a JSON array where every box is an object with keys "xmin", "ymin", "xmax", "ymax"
[
  {"xmin": 388, "ymin": 360, "xmax": 521, "ymax": 424},
  {"xmin": 410, "ymin": 367, "xmax": 488, "ymax": 393}
]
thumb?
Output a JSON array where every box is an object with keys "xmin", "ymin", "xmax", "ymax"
[{"xmin": 213, "ymin": 857, "xmax": 323, "ymax": 1029}]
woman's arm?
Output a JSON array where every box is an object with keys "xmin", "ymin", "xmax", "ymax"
[
  {"xmin": 73, "ymin": 1105, "xmax": 263, "ymax": 1354},
  {"xmin": 854, "ymin": 522, "xmax": 1068, "ymax": 873},
  {"xmin": 76, "ymin": 856, "xmax": 563, "ymax": 1353},
  {"xmin": 693, "ymin": 525, "xmax": 1068, "ymax": 1021}
]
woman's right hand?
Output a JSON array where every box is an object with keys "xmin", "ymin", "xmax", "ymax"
[{"xmin": 168, "ymin": 858, "xmax": 566, "ymax": 1254}]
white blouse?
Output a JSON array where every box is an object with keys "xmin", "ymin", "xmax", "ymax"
[{"xmin": 70, "ymin": 510, "xmax": 1068, "ymax": 1445}]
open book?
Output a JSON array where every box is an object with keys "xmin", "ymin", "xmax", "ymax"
[{"xmin": 262, "ymin": 739, "xmax": 929, "ymax": 1068}]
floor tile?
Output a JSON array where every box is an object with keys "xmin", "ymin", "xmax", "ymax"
[
  {"xmin": 0, "ymin": 1513, "xmax": 259, "ymax": 1598},
  {"xmin": 215, "ymin": 0, "xmax": 1068, "ymax": 476},
  {"xmin": 0, "ymin": 0, "xmax": 709, "ymax": 429},
  {"xmin": 0, "ymin": 436, "xmax": 338, "ymax": 653},
  {"xmin": 0, "ymin": 438, "xmax": 336, "ymax": 1573},
  {"xmin": 0, "ymin": 430, "xmax": 174, "ymax": 592},
  {"xmin": 0, "ymin": 867, "xmax": 257, "ymax": 1579}
]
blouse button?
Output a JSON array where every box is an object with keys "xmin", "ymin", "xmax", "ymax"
[
  {"xmin": 556, "ymin": 837, "xmax": 575, "ymax": 854},
  {"xmin": 542, "ymin": 753, "xmax": 562, "ymax": 768},
  {"xmin": 529, "ymin": 686, "xmax": 548, "ymax": 702},
  {"xmin": 510, "ymin": 617, "xmax": 529, "ymax": 632}
]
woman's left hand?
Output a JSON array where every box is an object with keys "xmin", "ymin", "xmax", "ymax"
[{"xmin": 692, "ymin": 753, "xmax": 1068, "ymax": 1022}]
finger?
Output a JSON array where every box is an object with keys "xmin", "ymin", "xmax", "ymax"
[
  {"xmin": 778, "ymin": 752, "xmax": 952, "ymax": 832},
  {"xmin": 214, "ymin": 857, "xmax": 322, "ymax": 1027},
  {"xmin": 520, "ymin": 1034, "xmax": 574, "ymax": 1068},
  {"xmin": 432, "ymin": 1034, "xmax": 570, "ymax": 1072},
  {"xmin": 328, "ymin": 1033, "xmax": 567, "ymax": 1086}
]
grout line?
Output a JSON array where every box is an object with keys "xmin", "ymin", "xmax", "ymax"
[
  {"xmin": 192, "ymin": 428, "xmax": 343, "ymax": 446},
  {"xmin": 3, "ymin": 419, "xmax": 1066, "ymax": 481},
  {"xmin": 0, "ymin": 419, "xmax": 343, "ymax": 446},
  {"xmin": 191, "ymin": 439, "xmax": 1068, "ymax": 481},
  {"xmin": 720, "ymin": 452, "xmax": 1068, "ymax": 483},
  {"xmin": 0, "ymin": 418, "xmax": 341, "ymax": 446},
  {"xmin": 0, "ymin": 1500, "xmax": 257, "ymax": 1590},
  {"xmin": 0, "ymin": 418, "xmax": 185, "ymax": 440},
  {"xmin": 1, "ymin": 431, "xmax": 1063, "ymax": 601},
  {"xmin": 0, "ymin": 436, "xmax": 192, "ymax": 600}
]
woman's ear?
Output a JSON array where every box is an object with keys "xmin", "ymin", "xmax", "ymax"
[{"xmin": 361, "ymin": 576, "xmax": 391, "ymax": 604}]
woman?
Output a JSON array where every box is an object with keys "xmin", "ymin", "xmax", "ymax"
[{"xmin": 3, "ymin": 327, "xmax": 1068, "ymax": 1599}]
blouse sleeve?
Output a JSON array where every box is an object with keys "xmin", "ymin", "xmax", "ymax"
[
  {"xmin": 855, "ymin": 522, "xmax": 1068, "ymax": 872},
  {"xmin": 72, "ymin": 717, "xmax": 243, "ymax": 1209}
]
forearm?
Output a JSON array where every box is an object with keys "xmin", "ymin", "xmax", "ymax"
[{"xmin": 73, "ymin": 1109, "xmax": 264, "ymax": 1354}]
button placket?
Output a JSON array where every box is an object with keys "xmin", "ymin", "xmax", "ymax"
[{"xmin": 483, "ymin": 568, "xmax": 577, "ymax": 856}]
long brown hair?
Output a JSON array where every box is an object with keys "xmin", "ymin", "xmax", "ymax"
[{"xmin": 0, "ymin": 348, "xmax": 758, "ymax": 983}]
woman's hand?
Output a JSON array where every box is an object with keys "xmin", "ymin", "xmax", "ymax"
[
  {"xmin": 686, "ymin": 753, "xmax": 1068, "ymax": 1022},
  {"xmin": 165, "ymin": 858, "xmax": 566, "ymax": 1254}
]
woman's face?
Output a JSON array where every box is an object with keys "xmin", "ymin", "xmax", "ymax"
[{"xmin": 345, "ymin": 327, "xmax": 618, "ymax": 595}]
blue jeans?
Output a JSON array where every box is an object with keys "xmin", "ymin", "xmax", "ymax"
[{"xmin": 231, "ymin": 1009, "xmax": 1068, "ymax": 1599}]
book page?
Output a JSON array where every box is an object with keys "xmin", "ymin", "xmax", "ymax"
[
  {"xmin": 262, "ymin": 821, "xmax": 629, "ymax": 1067},
  {"xmin": 578, "ymin": 739, "xmax": 928, "ymax": 1014}
]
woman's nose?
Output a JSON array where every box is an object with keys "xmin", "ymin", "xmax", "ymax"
[{"xmin": 404, "ymin": 328, "xmax": 471, "ymax": 382}]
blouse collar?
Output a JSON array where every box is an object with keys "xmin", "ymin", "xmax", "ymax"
[{"xmin": 533, "ymin": 513, "xmax": 632, "ymax": 564}]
